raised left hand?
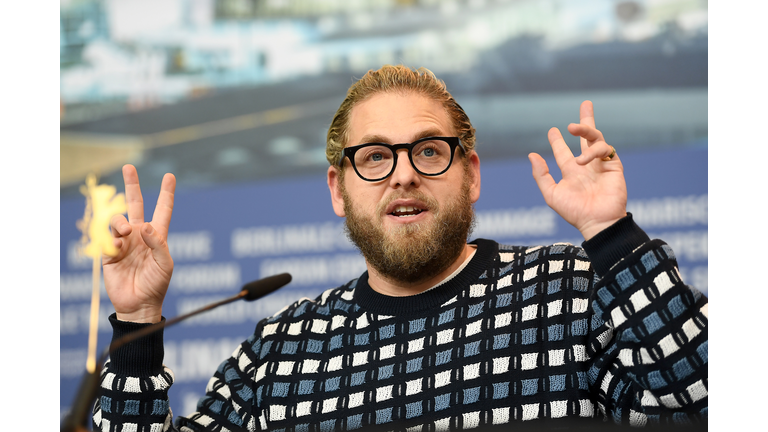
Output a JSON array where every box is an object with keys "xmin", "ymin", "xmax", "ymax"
[{"xmin": 528, "ymin": 100, "xmax": 627, "ymax": 240}]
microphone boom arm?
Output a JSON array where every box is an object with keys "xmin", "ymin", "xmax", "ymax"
[{"xmin": 61, "ymin": 273, "xmax": 292, "ymax": 432}]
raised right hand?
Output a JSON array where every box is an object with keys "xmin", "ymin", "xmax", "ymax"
[{"xmin": 103, "ymin": 164, "xmax": 176, "ymax": 323}]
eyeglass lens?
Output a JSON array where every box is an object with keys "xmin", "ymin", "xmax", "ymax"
[{"xmin": 354, "ymin": 139, "xmax": 453, "ymax": 180}]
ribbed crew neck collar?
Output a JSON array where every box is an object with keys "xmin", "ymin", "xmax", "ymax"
[{"xmin": 353, "ymin": 239, "xmax": 497, "ymax": 317}]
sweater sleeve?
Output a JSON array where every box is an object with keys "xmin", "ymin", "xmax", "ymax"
[
  {"xmin": 92, "ymin": 315, "xmax": 267, "ymax": 432},
  {"xmin": 581, "ymin": 214, "xmax": 708, "ymax": 427},
  {"xmin": 92, "ymin": 314, "xmax": 177, "ymax": 432}
]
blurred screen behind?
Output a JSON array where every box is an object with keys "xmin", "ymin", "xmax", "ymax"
[{"xmin": 60, "ymin": 0, "xmax": 707, "ymax": 194}]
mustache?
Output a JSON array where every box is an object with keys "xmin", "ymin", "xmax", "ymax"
[{"xmin": 376, "ymin": 190, "xmax": 439, "ymax": 216}]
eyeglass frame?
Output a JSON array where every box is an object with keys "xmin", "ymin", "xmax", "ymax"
[{"xmin": 337, "ymin": 136, "xmax": 466, "ymax": 182}]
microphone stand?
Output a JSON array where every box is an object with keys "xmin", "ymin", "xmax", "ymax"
[{"xmin": 60, "ymin": 273, "xmax": 292, "ymax": 432}]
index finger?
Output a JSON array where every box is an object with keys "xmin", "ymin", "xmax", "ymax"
[
  {"xmin": 122, "ymin": 164, "xmax": 145, "ymax": 225},
  {"xmin": 150, "ymin": 173, "xmax": 176, "ymax": 237},
  {"xmin": 547, "ymin": 127, "xmax": 575, "ymax": 168}
]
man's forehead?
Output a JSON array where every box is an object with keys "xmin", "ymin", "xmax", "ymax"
[
  {"xmin": 358, "ymin": 128, "xmax": 446, "ymax": 145},
  {"xmin": 347, "ymin": 92, "xmax": 454, "ymax": 145}
]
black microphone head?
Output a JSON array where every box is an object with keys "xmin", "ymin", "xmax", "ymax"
[{"xmin": 241, "ymin": 273, "xmax": 292, "ymax": 301}]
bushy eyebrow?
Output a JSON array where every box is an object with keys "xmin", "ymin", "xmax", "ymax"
[{"xmin": 358, "ymin": 128, "xmax": 446, "ymax": 145}]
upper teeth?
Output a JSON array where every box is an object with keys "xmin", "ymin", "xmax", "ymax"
[{"xmin": 396, "ymin": 206, "xmax": 415, "ymax": 213}]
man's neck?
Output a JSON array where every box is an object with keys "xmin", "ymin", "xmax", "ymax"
[{"xmin": 366, "ymin": 243, "xmax": 477, "ymax": 297}]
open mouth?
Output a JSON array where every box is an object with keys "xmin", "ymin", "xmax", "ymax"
[{"xmin": 391, "ymin": 205, "xmax": 425, "ymax": 217}]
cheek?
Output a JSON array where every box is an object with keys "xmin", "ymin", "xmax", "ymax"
[
  {"xmin": 436, "ymin": 176, "xmax": 465, "ymax": 202},
  {"xmin": 369, "ymin": 193, "xmax": 388, "ymax": 214},
  {"xmin": 344, "ymin": 185, "xmax": 383, "ymax": 215}
]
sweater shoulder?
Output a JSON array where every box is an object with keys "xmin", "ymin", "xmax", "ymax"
[
  {"xmin": 253, "ymin": 278, "xmax": 360, "ymax": 337},
  {"xmin": 496, "ymin": 241, "xmax": 589, "ymax": 258},
  {"xmin": 492, "ymin": 241, "xmax": 591, "ymax": 272},
  {"xmin": 480, "ymin": 240, "xmax": 595, "ymax": 296}
]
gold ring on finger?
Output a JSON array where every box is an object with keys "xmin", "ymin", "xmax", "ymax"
[{"xmin": 602, "ymin": 146, "xmax": 616, "ymax": 161}]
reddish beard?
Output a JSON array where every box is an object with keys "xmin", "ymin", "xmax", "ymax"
[{"xmin": 342, "ymin": 171, "xmax": 476, "ymax": 285}]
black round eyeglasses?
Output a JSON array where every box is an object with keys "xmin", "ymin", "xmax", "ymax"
[{"xmin": 338, "ymin": 136, "xmax": 465, "ymax": 182}]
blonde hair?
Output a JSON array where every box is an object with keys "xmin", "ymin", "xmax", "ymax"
[{"xmin": 326, "ymin": 65, "xmax": 477, "ymax": 167}]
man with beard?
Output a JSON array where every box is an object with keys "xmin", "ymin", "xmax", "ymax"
[{"xmin": 93, "ymin": 65, "xmax": 707, "ymax": 432}]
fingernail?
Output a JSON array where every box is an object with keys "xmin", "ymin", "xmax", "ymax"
[{"xmin": 143, "ymin": 224, "xmax": 153, "ymax": 235}]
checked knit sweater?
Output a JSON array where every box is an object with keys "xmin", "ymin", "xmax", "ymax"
[{"xmin": 93, "ymin": 215, "xmax": 708, "ymax": 431}]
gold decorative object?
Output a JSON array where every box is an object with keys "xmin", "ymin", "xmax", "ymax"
[{"xmin": 76, "ymin": 174, "xmax": 127, "ymax": 373}]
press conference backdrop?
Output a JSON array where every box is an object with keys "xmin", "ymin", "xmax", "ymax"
[{"xmin": 59, "ymin": 0, "xmax": 707, "ymax": 424}]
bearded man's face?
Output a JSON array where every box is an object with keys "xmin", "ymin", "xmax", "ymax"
[
  {"xmin": 342, "ymin": 163, "xmax": 476, "ymax": 284},
  {"xmin": 327, "ymin": 91, "xmax": 481, "ymax": 285}
]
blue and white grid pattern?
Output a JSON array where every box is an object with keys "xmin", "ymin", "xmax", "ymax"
[{"xmin": 94, "ymin": 238, "xmax": 708, "ymax": 431}]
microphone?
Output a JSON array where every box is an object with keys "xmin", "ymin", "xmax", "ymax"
[
  {"xmin": 109, "ymin": 272, "xmax": 292, "ymax": 351},
  {"xmin": 242, "ymin": 272, "xmax": 292, "ymax": 301},
  {"xmin": 61, "ymin": 273, "xmax": 292, "ymax": 432}
]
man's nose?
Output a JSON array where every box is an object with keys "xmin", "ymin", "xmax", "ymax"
[{"xmin": 388, "ymin": 149, "xmax": 421, "ymax": 189}]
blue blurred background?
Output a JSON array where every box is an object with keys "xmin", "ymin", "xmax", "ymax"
[{"xmin": 60, "ymin": 0, "xmax": 707, "ymax": 425}]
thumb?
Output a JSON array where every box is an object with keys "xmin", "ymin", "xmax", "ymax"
[{"xmin": 140, "ymin": 223, "xmax": 174, "ymax": 270}]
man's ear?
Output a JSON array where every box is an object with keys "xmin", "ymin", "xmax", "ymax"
[
  {"xmin": 327, "ymin": 166, "xmax": 346, "ymax": 217},
  {"xmin": 467, "ymin": 151, "xmax": 481, "ymax": 203}
]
